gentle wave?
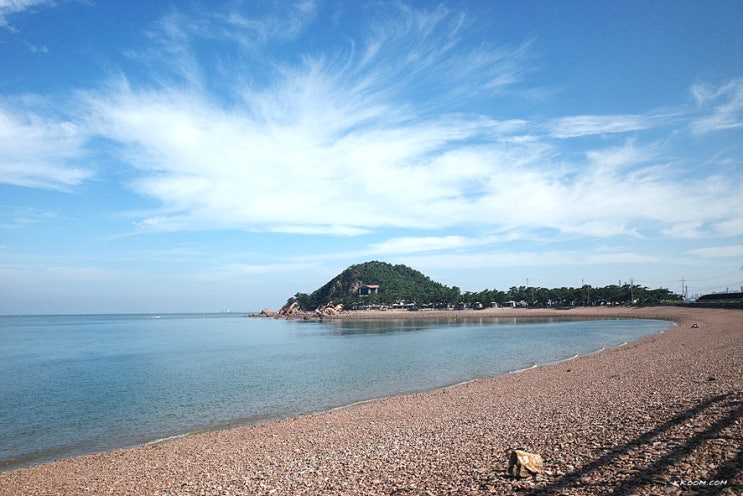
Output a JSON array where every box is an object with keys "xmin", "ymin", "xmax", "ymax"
[{"xmin": 0, "ymin": 314, "xmax": 671, "ymax": 470}]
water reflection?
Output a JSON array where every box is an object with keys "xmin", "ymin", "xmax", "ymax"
[
  {"xmin": 321, "ymin": 315, "xmax": 608, "ymax": 335},
  {"xmin": 1, "ymin": 314, "xmax": 668, "ymax": 470}
]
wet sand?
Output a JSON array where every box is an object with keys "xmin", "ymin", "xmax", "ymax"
[{"xmin": 1, "ymin": 306, "xmax": 741, "ymax": 495}]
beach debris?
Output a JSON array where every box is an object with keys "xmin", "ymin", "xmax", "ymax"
[{"xmin": 508, "ymin": 449, "xmax": 544, "ymax": 478}]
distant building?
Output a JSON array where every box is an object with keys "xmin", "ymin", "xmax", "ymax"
[
  {"xmin": 696, "ymin": 292, "xmax": 742, "ymax": 302},
  {"xmin": 358, "ymin": 284, "xmax": 380, "ymax": 297}
]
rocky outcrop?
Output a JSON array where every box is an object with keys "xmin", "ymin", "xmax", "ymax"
[
  {"xmin": 246, "ymin": 308, "xmax": 274, "ymax": 318},
  {"xmin": 277, "ymin": 301, "xmax": 306, "ymax": 318},
  {"xmin": 508, "ymin": 449, "xmax": 543, "ymax": 478},
  {"xmin": 274, "ymin": 301, "xmax": 344, "ymax": 320},
  {"xmin": 315, "ymin": 302, "xmax": 344, "ymax": 318}
]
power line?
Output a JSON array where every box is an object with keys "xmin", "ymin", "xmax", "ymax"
[
  {"xmin": 641, "ymin": 269, "xmax": 743, "ymax": 287},
  {"xmin": 687, "ymin": 279, "xmax": 743, "ymax": 292}
]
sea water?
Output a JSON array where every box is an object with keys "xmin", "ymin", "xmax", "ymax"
[{"xmin": 0, "ymin": 313, "xmax": 671, "ymax": 470}]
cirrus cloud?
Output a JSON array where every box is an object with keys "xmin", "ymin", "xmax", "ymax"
[
  {"xmin": 0, "ymin": 103, "xmax": 92, "ymax": 189},
  {"xmin": 0, "ymin": 0, "xmax": 53, "ymax": 28},
  {"xmin": 6, "ymin": 2, "xmax": 743, "ymax": 248}
]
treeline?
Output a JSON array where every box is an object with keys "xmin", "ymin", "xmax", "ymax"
[
  {"xmin": 456, "ymin": 284, "xmax": 680, "ymax": 308},
  {"xmin": 285, "ymin": 261, "xmax": 682, "ymax": 311},
  {"xmin": 312, "ymin": 283, "xmax": 678, "ymax": 309}
]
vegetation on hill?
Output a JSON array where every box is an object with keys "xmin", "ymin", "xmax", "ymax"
[
  {"xmin": 287, "ymin": 261, "xmax": 459, "ymax": 310},
  {"xmin": 283, "ymin": 261, "xmax": 682, "ymax": 311}
]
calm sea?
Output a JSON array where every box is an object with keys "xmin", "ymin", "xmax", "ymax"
[{"xmin": 0, "ymin": 313, "xmax": 671, "ymax": 470}]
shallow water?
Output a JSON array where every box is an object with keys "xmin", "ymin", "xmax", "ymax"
[{"xmin": 0, "ymin": 313, "xmax": 671, "ymax": 470}]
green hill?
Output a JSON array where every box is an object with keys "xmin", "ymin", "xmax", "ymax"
[
  {"xmin": 280, "ymin": 261, "xmax": 683, "ymax": 313},
  {"xmin": 285, "ymin": 261, "xmax": 459, "ymax": 311}
]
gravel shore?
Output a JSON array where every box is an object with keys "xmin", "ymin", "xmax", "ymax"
[{"xmin": 2, "ymin": 306, "xmax": 741, "ymax": 495}]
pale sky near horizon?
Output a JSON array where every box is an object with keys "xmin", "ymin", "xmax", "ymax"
[{"xmin": 1, "ymin": 0, "xmax": 742, "ymax": 314}]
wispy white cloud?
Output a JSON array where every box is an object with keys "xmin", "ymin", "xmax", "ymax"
[
  {"xmin": 367, "ymin": 235, "xmax": 498, "ymax": 255},
  {"xmin": 4, "ymin": 2, "xmax": 743, "ymax": 253},
  {"xmin": 228, "ymin": 262, "xmax": 320, "ymax": 275},
  {"xmin": 128, "ymin": 1, "xmax": 320, "ymax": 89},
  {"xmin": 661, "ymin": 222, "xmax": 705, "ymax": 239},
  {"xmin": 82, "ymin": 3, "xmax": 537, "ymax": 235},
  {"xmin": 712, "ymin": 218, "xmax": 743, "ymax": 237},
  {"xmin": 548, "ymin": 114, "xmax": 653, "ymax": 138},
  {"xmin": 0, "ymin": 206, "xmax": 58, "ymax": 228},
  {"xmin": 687, "ymin": 245, "xmax": 743, "ymax": 258},
  {"xmin": 401, "ymin": 249, "xmax": 662, "ymax": 271},
  {"xmin": 691, "ymin": 77, "xmax": 743, "ymax": 133},
  {"xmin": 0, "ymin": 263, "xmax": 122, "ymax": 282},
  {"xmin": 83, "ymin": 73, "xmax": 742, "ymax": 240},
  {"xmin": 0, "ymin": 0, "xmax": 53, "ymax": 27},
  {"xmin": 219, "ymin": 0, "xmax": 319, "ymax": 46},
  {"xmin": 0, "ymin": 102, "xmax": 92, "ymax": 189},
  {"xmin": 583, "ymin": 252, "xmax": 662, "ymax": 265}
]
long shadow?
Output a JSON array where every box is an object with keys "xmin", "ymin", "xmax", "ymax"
[
  {"xmin": 708, "ymin": 448, "xmax": 743, "ymax": 491},
  {"xmin": 514, "ymin": 392, "xmax": 743, "ymax": 495}
]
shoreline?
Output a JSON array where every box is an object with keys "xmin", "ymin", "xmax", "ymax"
[
  {"xmin": 0, "ymin": 310, "xmax": 670, "ymax": 472},
  {"xmin": 280, "ymin": 305, "xmax": 689, "ymax": 322},
  {"xmin": 1, "ymin": 306, "xmax": 740, "ymax": 495},
  {"xmin": 146, "ymin": 315, "xmax": 671, "ymax": 453}
]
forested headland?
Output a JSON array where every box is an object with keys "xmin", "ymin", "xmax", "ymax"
[{"xmin": 284, "ymin": 261, "xmax": 681, "ymax": 312}]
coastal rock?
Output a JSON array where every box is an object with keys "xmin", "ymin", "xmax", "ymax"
[
  {"xmin": 260, "ymin": 308, "xmax": 273, "ymax": 317},
  {"xmin": 315, "ymin": 302, "xmax": 343, "ymax": 317},
  {"xmin": 508, "ymin": 450, "xmax": 544, "ymax": 478},
  {"xmin": 277, "ymin": 301, "xmax": 304, "ymax": 317}
]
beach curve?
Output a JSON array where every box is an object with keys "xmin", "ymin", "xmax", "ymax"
[{"xmin": 1, "ymin": 306, "xmax": 740, "ymax": 495}]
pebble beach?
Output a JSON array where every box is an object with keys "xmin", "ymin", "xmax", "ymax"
[{"xmin": 1, "ymin": 306, "xmax": 741, "ymax": 495}]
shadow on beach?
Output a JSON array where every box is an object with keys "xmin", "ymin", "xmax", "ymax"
[{"xmin": 481, "ymin": 392, "xmax": 743, "ymax": 495}]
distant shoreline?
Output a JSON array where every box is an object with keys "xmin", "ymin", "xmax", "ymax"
[{"xmin": 273, "ymin": 305, "xmax": 688, "ymax": 322}]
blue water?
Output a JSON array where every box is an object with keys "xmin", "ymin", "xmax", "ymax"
[{"xmin": 0, "ymin": 313, "xmax": 671, "ymax": 470}]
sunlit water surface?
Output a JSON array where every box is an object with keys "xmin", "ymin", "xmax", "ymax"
[{"xmin": 0, "ymin": 313, "xmax": 671, "ymax": 470}]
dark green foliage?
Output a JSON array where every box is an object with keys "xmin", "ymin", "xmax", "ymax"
[
  {"xmin": 282, "ymin": 261, "xmax": 683, "ymax": 311},
  {"xmin": 288, "ymin": 261, "xmax": 460, "ymax": 310}
]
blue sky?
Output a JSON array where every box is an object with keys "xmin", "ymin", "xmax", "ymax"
[{"xmin": 1, "ymin": 0, "xmax": 742, "ymax": 314}]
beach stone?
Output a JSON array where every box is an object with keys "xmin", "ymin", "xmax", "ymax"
[
  {"xmin": 508, "ymin": 450, "xmax": 544, "ymax": 478},
  {"xmin": 277, "ymin": 301, "xmax": 304, "ymax": 317},
  {"xmin": 315, "ymin": 302, "xmax": 343, "ymax": 317}
]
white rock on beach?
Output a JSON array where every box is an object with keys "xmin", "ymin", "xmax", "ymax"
[{"xmin": 508, "ymin": 449, "xmax": 544, "ymax": 478}]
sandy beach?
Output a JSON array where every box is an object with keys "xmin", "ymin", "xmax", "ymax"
[{"xmin": 1, "ymin": 306, "xmax": 740, "ymax": 495}]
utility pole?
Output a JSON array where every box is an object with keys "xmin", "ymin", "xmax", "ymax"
[
  {"xmin": 581, "ymin": 278, "xmax": 586, "ymax": 306},
  {"xmin": 629, "ymin": 278, "xmax": 635, "ymax": 305}
]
